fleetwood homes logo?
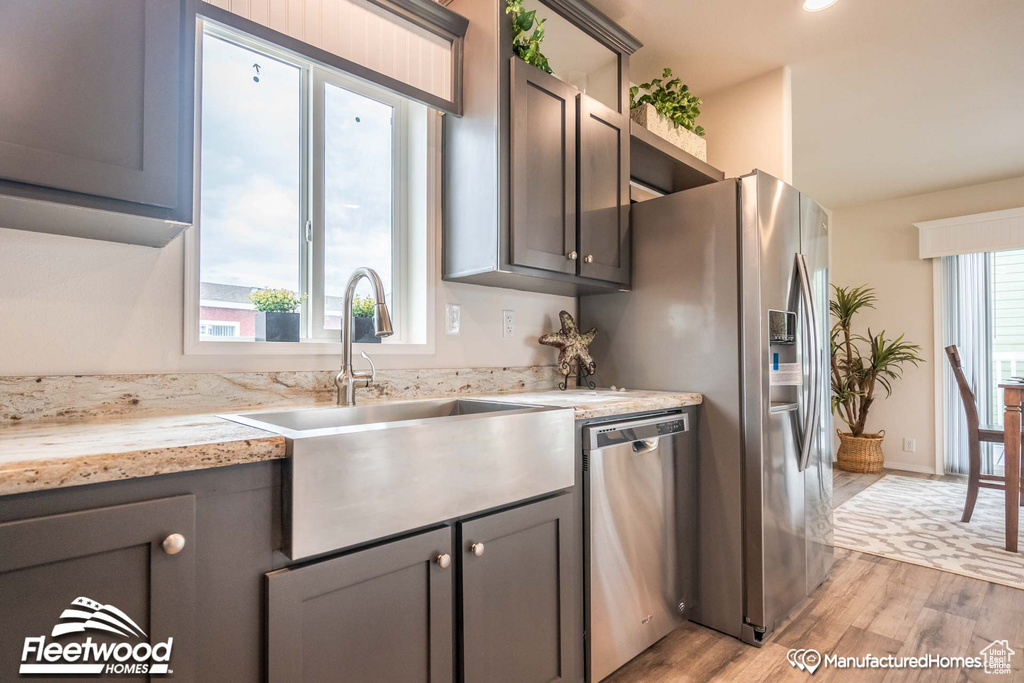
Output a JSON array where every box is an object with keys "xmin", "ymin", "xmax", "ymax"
[{"xmin": 20, "ymin": 597, "xmax": 173, "ymax": 676}]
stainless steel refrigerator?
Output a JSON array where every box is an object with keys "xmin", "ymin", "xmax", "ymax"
[{"xmin": 581, "ymin": 170, "xmax": 833, "ymax": 646}]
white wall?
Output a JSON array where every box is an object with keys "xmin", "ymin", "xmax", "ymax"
[
  {"xmin": 0, "ymin": 225, "xmax": 574, "ymax": 375},
  {"xmin": 831, "ymin": 174, "xmax": 1024, "ymax": 472},
  {"xmin": 699, "ymin": 67, "xmax": 792, "ymax": 183}
]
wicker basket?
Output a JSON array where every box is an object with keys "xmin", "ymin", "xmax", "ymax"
[{"xmin": 836, "ymin": 429, "xmax": 886, "ymax": 474}]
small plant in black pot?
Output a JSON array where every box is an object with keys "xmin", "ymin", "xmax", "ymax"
[
  {"xmin": 250, "ymin": 288, "xmax": 306, "ymax": 342},
  {"xmin": 352, "ymin": 295, "xmax": 381, "ymax": 344}
]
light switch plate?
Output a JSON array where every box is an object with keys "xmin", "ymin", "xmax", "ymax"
[{"xmin": 445, "ymin": 304, "xmax": 461, "ymax": 336}]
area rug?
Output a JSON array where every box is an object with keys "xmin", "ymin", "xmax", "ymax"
[{"xmin": 834, "ymin": 474, "xmax": 1024, "ymax": 590}]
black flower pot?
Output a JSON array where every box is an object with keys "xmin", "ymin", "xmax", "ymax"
[
  {"xmin": 353, "ymin": 316, "xmax": 381, "ymax": 343},
  {"xmin": 255, "ymin": 311, "xmax": 300, "ymax": 342}
]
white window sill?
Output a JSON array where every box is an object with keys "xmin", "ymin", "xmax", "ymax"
[{"xmin": 184, "ymin": 339, "xmax": 436, "ymax": 356}]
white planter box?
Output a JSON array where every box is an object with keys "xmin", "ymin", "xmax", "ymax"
[{"xmin": 630, "ymin": 103, "xmax": 707, "ymax": 162}]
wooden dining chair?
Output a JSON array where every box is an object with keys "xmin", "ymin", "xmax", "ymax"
[{"xmin": 945, "ymin": 345, "xmax": 1009, "ymax": 522}]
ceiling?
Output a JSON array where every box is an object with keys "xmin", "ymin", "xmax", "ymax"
[{"xmin": 588, "ymin": 0, "xmax": 1024, "ymax": 208}]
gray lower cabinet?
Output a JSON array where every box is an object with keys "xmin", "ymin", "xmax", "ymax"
[
  {"xmin": 510, "ymin": 59, "xmax": 578, "ymax": 275},
  {"xmin": 461, "ymin": 494, "xmax": 574, "ymax": 683},
  {"xmin": 266, "ymin": 526, "xmax": 455, "ymax": 683},
  {"xmin": 0, "ymin": 495, "xmax": 197, "ymax": 680},
  {"xmin": 265, "ymin": 493, "xmax": 576, "ymax": 683},
  {"xmin": 0, "ymin": 0, "xmax": 195, "ymax": 246}
]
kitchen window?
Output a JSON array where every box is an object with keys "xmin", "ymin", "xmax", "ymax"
[{"xmin": 185, "ymin": 20, "xmax": 435, "ymax": 354}]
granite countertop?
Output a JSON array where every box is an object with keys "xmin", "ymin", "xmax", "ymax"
[{"xmin": 0, "ymin": 389, "xmax": 701, "ymax": 497}]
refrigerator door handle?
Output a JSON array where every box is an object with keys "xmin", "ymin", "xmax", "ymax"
[{"xmin": 795, "ymin": 253, "xmax": 821, "ymax": 472}]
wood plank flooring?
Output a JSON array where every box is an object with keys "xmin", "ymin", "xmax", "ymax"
[{"xmin": 607, "ymin": 469, "xmax": 1024, "ymax": 682}]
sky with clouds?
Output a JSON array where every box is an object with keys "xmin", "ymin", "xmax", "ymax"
[{"xmin": 199, "ymin": 32, "xmax": 394, "ymax": 317}]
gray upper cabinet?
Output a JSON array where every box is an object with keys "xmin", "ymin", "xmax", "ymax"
[
  {"xmin": 443, "ymin": 0, "xmax": 640, "ymax": 296},
  {"xmin": 266, "ymin": 526, "xmax": 454, "ymax": 683},
  {"xmin": 0, "ymin": 495, "xmax": 197, "ymax": 679},
  {"xmin": 511, "ymin": 59, "xmax": 578, "ymax": 275},
  {"xmin": 0, "ymin": 0, "xmax": 195, "ymax": 247},
  {"xmin": 578, "ymin": 95, "xmax": 629, "ymax": 284},
  {"xmin": 460, "ymin": 493, "xmax": 575, "ymax": 683}
]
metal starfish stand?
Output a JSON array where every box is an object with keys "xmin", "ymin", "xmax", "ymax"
[{"xmin": 558, "ymin": 360, "xmax": 597, "ymax": 391}]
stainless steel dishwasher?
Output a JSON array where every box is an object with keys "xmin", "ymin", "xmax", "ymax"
[{"xmin": 584, "ymin": 411, "xmax": 697, "ymax": 682}]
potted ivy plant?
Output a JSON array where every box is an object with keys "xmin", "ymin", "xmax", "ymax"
[
  {"xmin": 249, "ymin": 288, "xmax": 306, "ymax": 343},
  {"xmin": 506, "ymin": 0, "xmax": 551, "ymax": 74},
  {"xmin": 630, "ymin": 68, "xmax": 707, "ymax": 161},
  {"xmin": 352, "ymin": 295, "xmax": 381, "ymax": 344},
  {"xmin": 830, "ymin": 285, "xmax": 924, "ymax": 473}
]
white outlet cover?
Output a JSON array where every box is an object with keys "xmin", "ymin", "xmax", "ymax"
[
  {"xmin": 502, "ymin": 310, "xmax": 515, "ymax": 338},
  {"xmin": 445, "ymin": 304, "xmax": 461, "ymax": 336},
  {"xmin": 902, "ymin": 438, "xmax": 916, "ymax": 453}
]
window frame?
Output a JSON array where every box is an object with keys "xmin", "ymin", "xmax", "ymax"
[{"xmin": 184, "ymin": 16, "xmax": 436, "ymax": 357}]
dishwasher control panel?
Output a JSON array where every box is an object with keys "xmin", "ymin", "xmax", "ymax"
[{"xmin": 584, "ymin": 412, "xmax": 690, "ymax": 451}]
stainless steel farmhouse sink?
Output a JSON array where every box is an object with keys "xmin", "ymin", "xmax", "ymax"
[{"xmin": 222, "ymin": 399, "xmax": 575, "ymax": 560}]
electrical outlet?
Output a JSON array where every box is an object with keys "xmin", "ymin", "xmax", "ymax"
[
  {"xmin": 502, "ymin": 310, "xmax": 515, "ymax": 338},
  {"xmin": 445, "ymin": 304, "xmax": 461, "ymax": 336},
  {"xmin": 902, "ymin": 438, "xmax": 916, "ymax": 453}
]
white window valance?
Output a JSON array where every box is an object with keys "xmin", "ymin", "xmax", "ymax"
[{"xmin": 915, "ymin": 207, "xmax": 1024, "ymax": 259}]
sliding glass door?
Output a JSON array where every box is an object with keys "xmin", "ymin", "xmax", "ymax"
[{"xmin": 943, "ymin": 248, "xmax": 1024, "ymax": 475}]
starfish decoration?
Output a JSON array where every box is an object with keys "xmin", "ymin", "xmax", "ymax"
[{"xmin": 539, "ymin": 310, "xmax": 597, "ymax": 390}]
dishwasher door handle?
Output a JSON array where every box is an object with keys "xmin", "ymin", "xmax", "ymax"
[{"xmin": 631, "ymin": 439, "xmax": 659, "ymax": 454}]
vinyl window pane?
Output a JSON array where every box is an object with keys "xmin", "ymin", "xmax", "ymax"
[
  {"xmin": 322, "ymin": 83, "xmax": 394, "ymax": 331},
  {"xmin": 199, "ymin": 33, "xmax": 303, "ymax": 341}
]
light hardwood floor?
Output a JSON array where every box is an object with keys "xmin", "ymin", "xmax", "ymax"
[{"xmin": 607, "ymin": 469, "xmax": 1024, "ymax": 682}]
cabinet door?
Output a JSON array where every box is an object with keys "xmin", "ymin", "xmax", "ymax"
[
  {"xmin": 510, "ymin": 58, "xmax": 578, "ymax": 275},
  {"xmin": 460, "ymin": 494, "xmax": 575, "ymax": 683},
  {"xmin": 266, "ymin": 527, "xmax": 454, "ymax": 683},
  {"xmin": 578, "ymin": 95, "xmax": 630, "ymax": 284},
  {"xmin": 0, "ymin": 496, "xmax": 196, "ymax": 680},
  {"xmin": 0, "ymin": 0, "xmax": 187, "ymax": 210}
]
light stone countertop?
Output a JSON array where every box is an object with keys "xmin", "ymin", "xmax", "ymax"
[{"xmin": 0, "ymin": 389, "xmax": 701, "ymax": 497}]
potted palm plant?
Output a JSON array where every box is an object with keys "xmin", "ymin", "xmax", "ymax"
[
  {"xmin": 830, "ymin": 285, "xmax": 924, "ymax": 473},
  {"xmin": 250, "ymin": 288, "xmax": 306, "ymax": 343}
]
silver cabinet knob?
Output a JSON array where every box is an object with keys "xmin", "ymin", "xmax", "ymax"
[
  {"xmin": 470, "ymin": 542, "xmax": 485, "ymax": 557},
  {"xmin": 567, "ymin": 251, "xmax": 578, "ymax": 260},
  {"xmin": 436, "ymin": 553, "xmax": 451, "ymax": 569},
  {"xmin": 162, "ymin": 533, "xmax": 186, "ymax": 555},
  {"xmin": 584, "ymin": 254, "xmax": 594, "ymax": 263}
]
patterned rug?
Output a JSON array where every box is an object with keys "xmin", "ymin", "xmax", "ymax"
[{"xmin": 834, "ymin": 474, "xmax": 1024, "ymax": 590}]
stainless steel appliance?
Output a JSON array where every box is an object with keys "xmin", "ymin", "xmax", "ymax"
[
  {"xmin": 584, "ymin": 412, "xmax": 697, "ymax": 681},
  {"xmin": 223, "ymin": 399, "xmax": 575, "ymax": 560},
  {"xmin": 581, "ymin": 170, "xmax": 833, "ymax": 646}
]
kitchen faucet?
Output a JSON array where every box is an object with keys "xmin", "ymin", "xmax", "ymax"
[{"xmin": 335, "ymin": 267, "xmax": 394, "ymax": 406}]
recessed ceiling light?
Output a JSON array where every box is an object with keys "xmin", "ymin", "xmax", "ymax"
[{"xmin": 803, "ymin": 0, "xmax": 838, "ymax": 11}]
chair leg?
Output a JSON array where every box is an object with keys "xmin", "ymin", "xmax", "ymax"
[
  {"xmin": 963, "ymin": 472, "xmax": 980, "ymax": 522},
  {"xmin": 963, "ymin": 438, "xmax": 983, "ymax": 523}
]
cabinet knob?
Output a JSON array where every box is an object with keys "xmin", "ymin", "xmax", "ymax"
[
  {"xmin": 567, "ymin": 251, "xmax": 578, "ymax": 260},
  {"xmin": 470, "ymin": 542, "xmax": 485, "ymax": 557},
  {"xmin": 162, "ymin": 533, "xmax": 186, "ymax": 555},
  {"xmin": 436, "ymin": 553, "xmax": 451, "ymax": 569},
  {"xmin": 584, "ymin": 254, "xmax": 594, "ymax": 263}
]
